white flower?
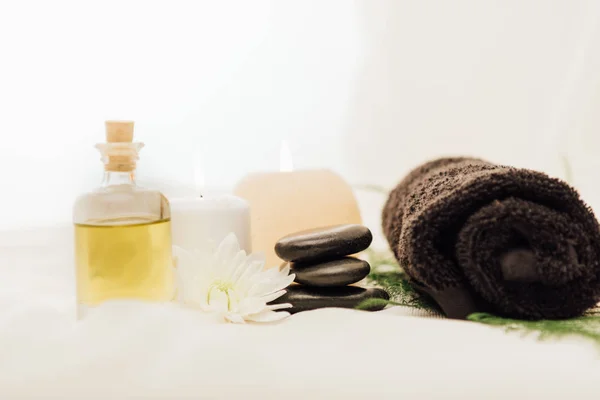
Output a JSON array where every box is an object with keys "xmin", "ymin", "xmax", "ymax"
[{"xmin": 174, "ymin": 233, "xmax": 295, "ymax": 323}]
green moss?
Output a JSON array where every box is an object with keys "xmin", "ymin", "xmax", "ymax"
[
  {"xmin": 468, "ymin": 312, "xmax": 600, "ymax": 344},
  {"xmin": 366, "ymin": 248, "xmax": 600, "ymax": 345},
  {"xmin": 355, "ymin": 297, "xmax": 399, "ymax": 311},
  {"xmin": 365, "ymin": 248, "xmax": 441, "ymax": 314}
]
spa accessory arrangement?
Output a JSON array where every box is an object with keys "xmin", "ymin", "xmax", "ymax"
[
  {"xmin": 74, "ymin": 121, "xmax": 383, "ymax": 322},
  {"xmin": 74, "ymin": 121, "xmax": 600, "ymax": 344}
]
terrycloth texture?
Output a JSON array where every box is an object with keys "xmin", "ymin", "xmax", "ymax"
[{"xmin": 382, "ymin": 157, "xmax": 600, "ymax": 320}]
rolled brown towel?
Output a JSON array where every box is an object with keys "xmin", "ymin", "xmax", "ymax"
[{"xmin": 382, "ymin": 157, "xmax": 600, "ymax": 320}]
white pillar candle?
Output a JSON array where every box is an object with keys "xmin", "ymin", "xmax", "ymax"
[{"xmin": 169, "ymin": 195, "xmax": 251, "ymax": 253}]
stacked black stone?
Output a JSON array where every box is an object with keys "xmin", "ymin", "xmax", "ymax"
[{"xmin": 271, "ymin": 224, "xmax": 389, "ymax": 314}]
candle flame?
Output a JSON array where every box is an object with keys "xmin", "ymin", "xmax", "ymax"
[{"xmin": 280, "ymin": 140, "xmax": 293, "ymax": 172}]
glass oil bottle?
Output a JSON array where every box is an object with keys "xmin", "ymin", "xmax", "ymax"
[{"xmin": 73, "ymin": 121, "xmax": 174, "ymax": 318}]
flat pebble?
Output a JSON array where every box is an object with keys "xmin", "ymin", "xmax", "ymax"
[
  {"xmin": 291, "ymin": 257, "xmax": 370, "ymax": 287},
  {"xmin": 275, "ymin": 224, "xmax": 372, "ymax": 263},
  {"xmin": 271, "ymin": 285, "xmax": 389, "ymax": 314}
]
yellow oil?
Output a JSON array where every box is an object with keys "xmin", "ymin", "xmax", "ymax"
[{"xmin": 75, "ymin": 218, "xmax": 174, "ymax": 310}]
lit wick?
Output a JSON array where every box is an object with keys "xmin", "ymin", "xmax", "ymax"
[{"xmin": 194, "ymin": 160, "xmax": 205, "ymax": 199}]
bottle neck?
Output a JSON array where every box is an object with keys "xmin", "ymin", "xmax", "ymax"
[{"xmin": 101, "ymin": 170, "xmax": 136, "ymax": 187}]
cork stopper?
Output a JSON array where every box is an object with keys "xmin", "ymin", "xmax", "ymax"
[
  {"xmin": 98, "ymin": 120, "xmax": 142, "ymax": 172},
  {"xmin": 105, "ymin": 121, "xmax": 134, "ymax": 143}
]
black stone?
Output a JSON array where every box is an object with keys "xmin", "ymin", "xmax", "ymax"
[
  {"xmin": 291, "ymin": 257, "xmax": 371, "ymax": 287},
  {"xmin": 271, "ymin": 285, "xmax": 389, "ymax": 314},
  {"xmin": 275, "ymin": 224, "xmax": 373, "ymax": 263}
]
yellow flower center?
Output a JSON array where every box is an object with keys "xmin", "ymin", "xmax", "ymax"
[{"xmin": 207, "ymin": 280, "xmax": 235, "ymax": 311}]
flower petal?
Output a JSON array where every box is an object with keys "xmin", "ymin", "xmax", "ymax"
[
  {"xmin": 279, "ymin": 263, "xmax": 291, "ymax": 276},
  {"xmin": 257, "ymin": 264, "xmax": 291, "ymax": 283},
  {"xmin": 225, "ymin": 313, "xmax": 246, "ymax": 324},
  {"xmin": 185, "ymin": 271, "xmax": 213, "ymax": 308},
  {"xmin": 247, "ymin": 252, "xmax": 266, "ymax": 267},
  {"xmin": 223, "ymin": 249, "xmax": 248, "ymax": 281},
  {"xmin": 231, "ymin": 253, "xmax": 266, "ymax": 284},
  {"xmin": 246, "ymin": 310, "xmax": 291, "ymax": 323},
  {"xmin": 247, "ymin": 273, "xmax": 295, "ymax": 297},
  {"xmin": 234, "ymin": 260, "xmax": 266, "ymax": 294},
  {"xmin": 208, "ymin": 289, "xmax": 230, "ymax": 313},
  {"xmin": 238, "ymin": 297, "xmax": 266, "ymax": 316},
  {"xmin": 214, "ymin": 233, "xmax": 241, "ymax": 270},
  {"xmin": 189, "ymin": 289, "xmax": 210, "ymax": 310},
  {"xmin": 265, "ymin": 303, "xmax": 293, "ymax": 311},
  {"xmin": 260, "ymin": 289, "xmax": 287, "ymax": 304},
  {"xmin": 252, "ymin": 267, "xmax": 279, "ymax": 284}
]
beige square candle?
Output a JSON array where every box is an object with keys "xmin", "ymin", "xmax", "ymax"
[{"xmin": 234, "ymin": 164, "xmax": 362, "ymax": 269}]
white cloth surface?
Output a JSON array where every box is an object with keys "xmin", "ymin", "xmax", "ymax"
[{"xmin": 2, "ymin": 225, "xmax": 600, "ymax": 399}]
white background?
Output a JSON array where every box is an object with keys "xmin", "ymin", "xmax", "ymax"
[
  {"xmin": 2, "ymin": 4, "xmax": 600, "ymax": 397},
  {"xmin": 1, "ymin": 0, "xmax": 600, "ymax": 229}
]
